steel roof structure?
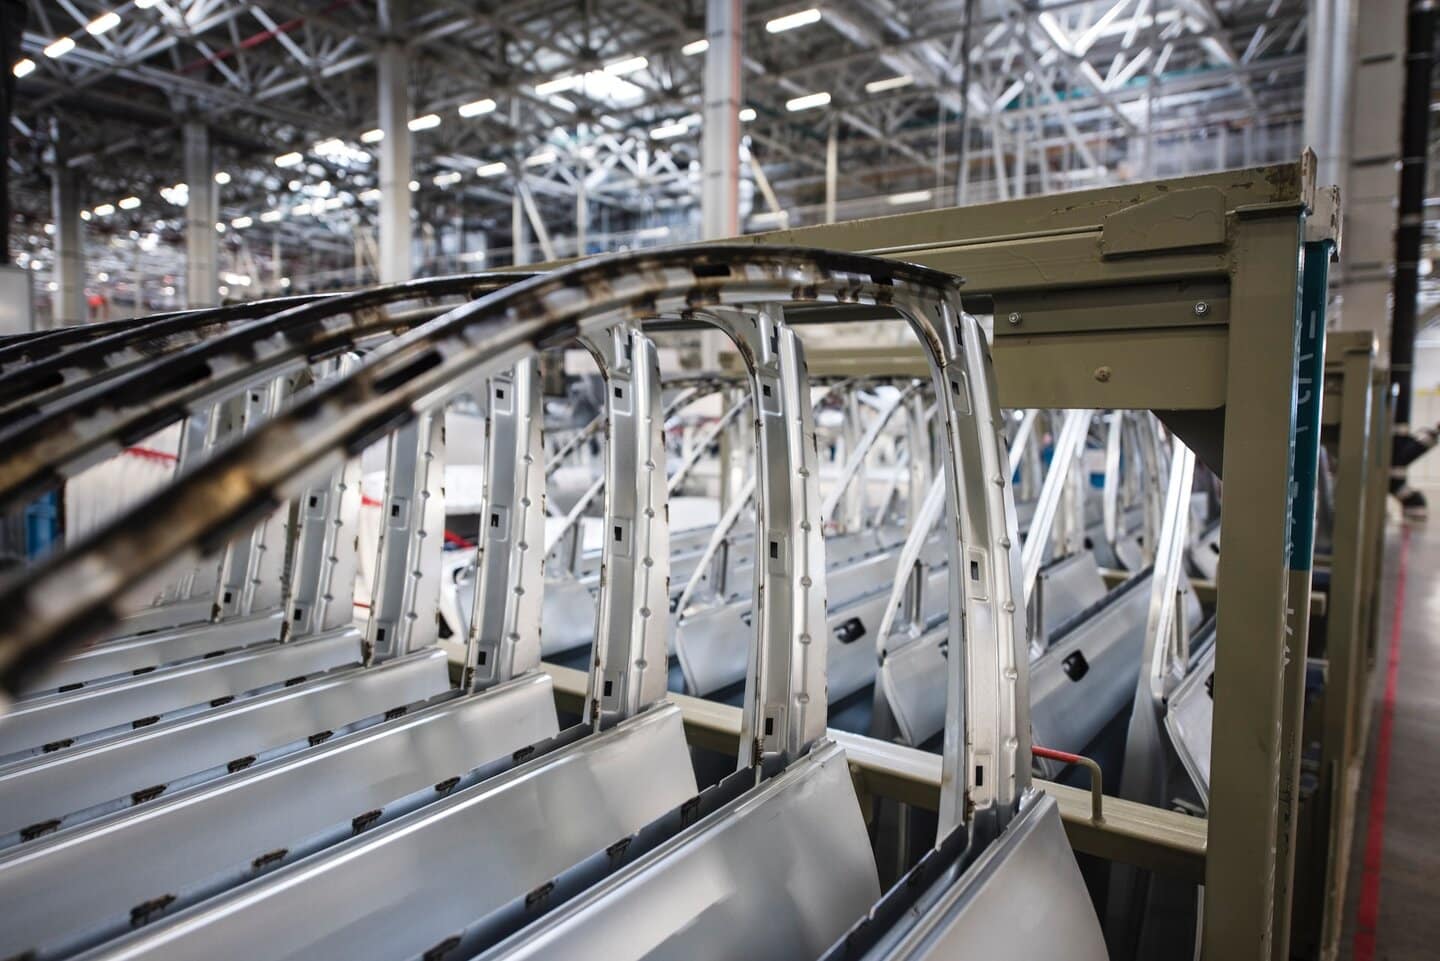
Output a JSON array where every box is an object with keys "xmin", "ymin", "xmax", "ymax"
[{"xmin": 8, "ymin": 0, "xmax": 1312, "ymax": 307}]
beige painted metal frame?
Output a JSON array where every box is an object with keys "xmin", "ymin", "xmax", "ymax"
[{"xmin": 726, "ymin": 159, "xmax": 1321, "ymax": 961}]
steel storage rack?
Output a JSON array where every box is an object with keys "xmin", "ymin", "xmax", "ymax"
[
  {"xmin": 705, "ymin": 154, "xmax": 1366, "ymax": 961},
  {"xmin": 0, "ymin": 156, "xmax": 1395, "ymax": 961}
]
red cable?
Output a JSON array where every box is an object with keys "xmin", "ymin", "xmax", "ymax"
[
  {"xmin": 1353, "ymin": 525, "xmax": 1409, "ymax": 961},
  {"xmin": 123, "ymin": 446, "xmax": 179, "ymax": 464}
]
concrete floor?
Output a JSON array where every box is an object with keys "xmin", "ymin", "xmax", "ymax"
[{"xmin": 1337, "ymin": 518, "xmax": 1440, "ymax": 960}]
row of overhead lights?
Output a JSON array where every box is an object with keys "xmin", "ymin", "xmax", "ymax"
[{"xmin": 12, "ymin": 0, "xmax": 161, "ymax": 77}]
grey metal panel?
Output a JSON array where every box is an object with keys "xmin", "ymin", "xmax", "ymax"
[
  {"xmin": 676, "ymin": 537, "xmax": 942, "ymax": 699},
  {"xmin": 0, "ymin": 630, "xmax": 362, "ymax": 760},
  {"xmin": 855, "ymin": 793, "xmax": 1107, "ymax": 961},
  {"xmin": 479, "ymin": 740, "xmax": 879, "ymax": 961},
  {"xmin": 1029, "ymin": 578, "xmax": 1151, "ymax": 762},
  {"xmin": 0, "ymin": 673, "xmax": 558, "ymax": 961},
  {"xmin": 77, "ymin": 703, "xmax": 696, "ymax": 961},
  {"xmin": 878, "ymin": 625, "xmax": 950, "ymax": 747},
  {"xmin": 21, "ymin": 612, "xmax": 284, "ymax": 696},
  {"xmin": 1166, "ymin": 640, "xmax": 1215, "ymax": 804},
  {"xmin": 0, "ymin": 648, "xmax": 450, "ymax": 844},
  {"xmin": 1033, "ymin": 551, "xmax": 1108, "ymax": 647}
]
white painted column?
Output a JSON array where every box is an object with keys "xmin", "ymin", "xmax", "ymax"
[
  {"xmin": 184, "ymin": 122, "xmax": 218, "ymax": 307},
  {"xmin": 1337, "ymin": 0, "xmax": 1403, "ymax": 346},
  {"xmin": 377, "ymin": 41, "xmax": 413, "ymax": 283},
  {"xmin": 511, "ymin": 170, "xmax": 529, "ymax": 266},
  {"xmin": 701, "ymin": 0, "xmax": 742, "ymax": 239},
  {"xmin": 50, "ymin": 159, "xmax": 85, "ymax": 325},
  {"xmin": 825, "ymin": 121, "xmax": 838, "ymax": 223}
]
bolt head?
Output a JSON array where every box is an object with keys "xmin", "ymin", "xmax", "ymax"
[
  {"xmin": 1094, "ymin": 366, "xmax": 1112, "ymax": 383},
  {"xmin": 1007, "ymin": 312, "xmax": 1022, "ymax": 325},
  {"xmin": 1193, "ymin": 301, "xmax": 1209, "ymax": 316}
]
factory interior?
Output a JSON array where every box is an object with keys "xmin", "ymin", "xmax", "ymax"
[{"xmin": 2, "ymin": 0, "xmax": 1439, "ymax": 959}]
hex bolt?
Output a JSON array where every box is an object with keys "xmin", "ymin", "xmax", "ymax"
[
  {"xmin": 1193, "ymin": 301, "xmax": 1210, "ymax": 316},
  {"xmin": 1007, "ymin": 312, "xmax": 1022, "ymax": 326},
  {"xmin": 1093, "ymin": 366, "xmax": 1112, "ymax": 383}
]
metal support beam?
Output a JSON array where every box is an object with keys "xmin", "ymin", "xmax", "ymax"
[
  {"xmin": 377, "ymin": 41, "xmax": 412, "ymax": 283},
  {"xmin": 184, "ymin": 122, "xmax": 218, "ymax": 308},
  {"xmin": 701, "ymin": 0, "xmax": 742, "ymax": 240}
]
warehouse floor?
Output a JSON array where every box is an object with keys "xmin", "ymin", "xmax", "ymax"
[{"xmin": 1338, "ymin": 518, "xmax": 1440, "ymax": 960}]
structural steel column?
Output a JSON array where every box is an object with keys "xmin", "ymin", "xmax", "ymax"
[
  {"xmin": 377, "ymin": 41, "xmax": 413, "ymax": 283},
  {"xmin": 701, "ymin": 0, "xmax": 742, "ymax": 240},
  {"xmin": 1203, "ymin": 211, "xmax": 1307, "ymax": 961},
  {"xmin": 50, "ymin": 152, "xmax": 85, "ymax": 326},
  {"xmin": 184, "ymin": 122, "xmax": 218, "ymax": 308}
]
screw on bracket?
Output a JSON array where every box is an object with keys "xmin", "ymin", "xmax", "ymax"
[
  {"xmin": 1006, "ymin": 312, "xmax": 1022, "ymax": 326},
  {"xmin": 1093, "ymin": 366, "xmax": 1112, "ymax": 383},
  {"xmin": 1193, "ymin": 301, "xmax": 1210, "ymax": 316}
]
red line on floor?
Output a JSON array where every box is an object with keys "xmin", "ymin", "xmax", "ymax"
[{"xmin": 1353, "ymin": 525, "xmax": 1410, "ymax": 961}]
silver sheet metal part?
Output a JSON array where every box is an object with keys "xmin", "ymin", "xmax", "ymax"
[
  {"xmin": 0, "ymin": 647, "xmax": 451, "ymax": 845},
  {"xmin": 840, "ymin": 792, "xmax": 1107, "ymax": 961},
  {"xmin": 478, "ymin": 740, "xmax": 880, "ymax": 961},
  {"xmin": 20, "ymin": 611, "xmax": 284, "ymax": 696},
  {"xmin": 0, "ymin": 672, "xmax": 559, "ymax": 961},
  {"xmin": 76, "ymin": 703, "xmax": 696, "ymax": 961},
  {"xmin": 0, "ymin": 629, "xmax": 362, "ymax": 760}
]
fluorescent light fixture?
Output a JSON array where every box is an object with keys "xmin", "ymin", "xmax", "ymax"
[
  {"xmin": 313, "ymin": 137, "xmax": 345, "ymax": 155},
  {"xmin": 324, "ymin": 196, "xmax": 344, "ymax": 210},
  {"xmin": 604, "ymin": 55, "xmax": 647, "ymax": 75},
  {"xmin": 887, "ymin": 189, "xmax": 932, "ymax": 206},
  {"xmin": 80, "ymin": 209, "xmax": 92, "ymax": 221},
  {"xmin": 214, "ymin": 170, "xmax": 231, "ymax": 185},
  {"xmin": 682, "ymin": 38, "xmax": 709, "ymax": 56},
  {"xmin": 635, "ymin": 226, "xmax": 671, "ymax": 240},
  {"xmin": 275, "ymin": 151, "xmax": 303, "ymax": 168},
  {"xmin": 865, "ymin": 74, "xmax": 912, "ymax": 94},
  {"xmin": 476, "ymin": 161, "xmax": 508, "ymax": 177},
  {"xmin": 407, "ymin": 113, "xmax": 441, "ymax": 131},
  {"xmin": 534, "ymin": 74, "xmax": 579, "ymax": 97},
  {"xmin": 458, "ymin": 97, "xmax": 496, "ymax": 118},
  {"xmin": 358, "ymin": 189, "xmax": 381, "ymax": 202},
  {"xmin": 525, "ymin": 150, "xmax": 556, "ymax": 167},
  {"xmin": 739, "ymin": 107, "xmax": 757, "ymax": 122},
  {"xmin": 785, "ymin": 91, "xmax": 830, "ymax": 111},
  {"xmin": 97, "ymin": 271, "xmax": 109, "ymax": 281},
  {"xmin": 434, "ymin": 171, "xmax": 463, "ymax": 186},
  {"xmin": 650, "ymin": 121, "xmax": 690, "ymax": 139},
  {"xmin": 750, "ymin": 210, "xmax": 790, "ymax": 226},
  {"xmin": 231, "ymin": 216, "xmax": 253, "ymax": 228},
  {"xmin": 222, "ymin": 272, "xmax": 251, "ymax": 287},
  {"xmin": 292, "ymin": 202, "xmax": 313, "ymax": 216},
  {"xmin": 361, "ymin": 128, "xmax": 384, "ymax": 143},
  {"xmin": 86, "ymin": 11, "xmax": 121, "ymax": 35},
  {"xmin": 43, "ymin": 37, "xmax": 77, "ymax": 59},
  {"xmin": 13, "ymin": 58, "xmax": 36, "ymax": 78},
  {"xmin": 214, "ymin": 222, "xmax": 226, "ymax": 233},
  {"xmin": 118, "ymin": 196, "xmax": 141, "ymax": 210},
  {"xmin": 766, "ymin": 8, "xmax": 821, "ymax": 33},
  {"xmin": 93, "ymin": 203, "xmax": 115, "ymax": 217},
  {"xmin": 260, "ymin": 210, "xmax": 283, "ymax": 222},
  {"xmin": 287, "ymin": 179, "xmax": 301, "ymax": 191},
  {"xmin": 409, "ymin": 180, "xmax": 419, "ymax": 191},
  {"xmin": 135, "ymin": 0, "xmax": 159, "ymax": 7}
]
